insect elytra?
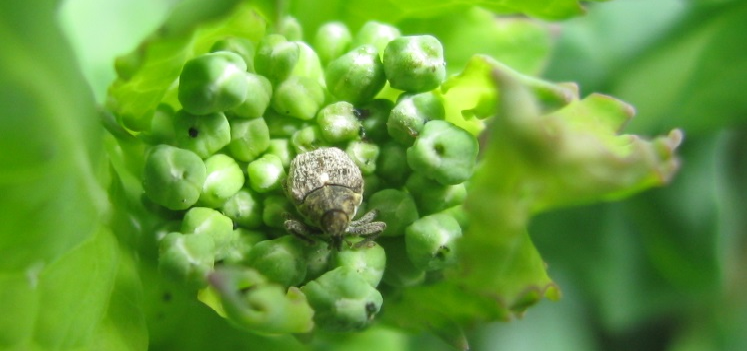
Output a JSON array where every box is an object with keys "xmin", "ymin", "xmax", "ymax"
[{"xmin": 284, "ymin": 147, "xmax": 385, "ymax": 250}]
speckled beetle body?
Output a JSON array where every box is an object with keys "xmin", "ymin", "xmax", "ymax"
[{"xmin": 284, "ymin": 147, "xmax": 385, "ymax": 250}]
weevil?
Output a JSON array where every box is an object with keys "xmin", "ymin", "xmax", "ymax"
[{"xmin": 284, "ymin": 147, "xmax": 385, "ymax": 250}]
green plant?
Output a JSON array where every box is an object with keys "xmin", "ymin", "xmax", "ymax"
[{"xmin": 12, "ymin": 0, "xmax": 745, "ymax": 350}]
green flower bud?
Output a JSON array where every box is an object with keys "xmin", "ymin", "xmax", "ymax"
[
  {"xmin": 405, "ymin": 173, "xmax": 467, "ymax": 215},
  {"xmin": 178, "ymin": 52, "xmax": 248, "ymax": 115},
  {"xmin": 363, "ymin": 174, "xmax": 383, "ymax": 199},
  {"xmin": 345, "ymin": 141, "xmax": 379, "ymax": 175},
  {"xmin": 215, "ymin": 229, "xmax": 243, "ymax": 263},
  {"xmin": 279, "ymin": 17, "xmax": 303, "ymax": 41},
  {"xmin": 358, "ymin": 99, "xmax": 394, "ymax": 143},
  {"xmin": 208, "ymin": 267, "xmax": 314, "ymax": 333},
  {"xmin": 404, "ymin": 213, "xmax": 462, "ymax": 271},
  {"xmin": 387, "ymin": 92, "xmax": 445, "ymax": 146},
  {"xmin": 210, "ymin": 38, "xmax": 256, "ymax": 73},
  {"xmin": 367, "ymin": 189, "xmax": 419, "ymax": 237},
  {"xmin": 302, "ymin": 241, "xmax": 332, "ymax": 282},
  {"xmin": 407, "ymin": 120, "xmax": 478, "ymax": 185},
  {"xmin": 221, "ymin": 188, "xmax": 264, "ymax": 229},
  {"xmin": 230, "ymin": 73, "xmax": 272, "ymax": 119},
  {"xmin": 375, "ymin": 141, "xmax": 410, "ymax": 187},
  {"xmin": 301, "ymin": 266, "xmax": 383, "ymax": 332},
  {"xmin": 290, "ymin": 125, "xmax": 323, "ymax": 154},
  {"xmin": 247, "ymin": 154, "xmax": 286, "ymax": 193},
  {"xmin": 254, "ymin": 34, "xmax": 298, "ymax": 84},
  {"xmin": 255, "ymin": 35, "xmax": 324, "ymax": 86},
  {"xmin": 245, "ymin": 235, "xmax": 307, "ymax": 287},
  {"xmin": 228, "ymin": 117, "xmax": 270, "ymax": 162},
  {"xmin": 352, "ymin": 21, "xmax": 401, "ymax": 56},
  {"xmin": 143, "ymin": 145, "xmax": 206, "ymax": 210},
  {"xmin": 330, "ymin": 238, "xmax": 386, "ymax": 287},
  {"xmin": 441, "ymin": 205, "xmax": 469, "ymax": 229},
  {"xmin": 293, "ymin": 41, "xmax": 325, "ymax": 85},
  {"xmin": 383, "ymin": 35, "xmax": 445, "ymax": 93},
  {"xmin": 378, "ymin": 237, "xmax": 425, "ymax": 287},
  {"xmin": 235, "ymin": 228, "xmax": 267, "ymax": 246},
  {"xmin": 181, "ymin": 207, "xmax": 235, "ymax": 260},
  {"xmin": 141, "ymin": 104, "xmax": 176, "ymax": 145},
  {"xmin": 159, "ymin": 231, "xmax": 215, "ymax": 287},
  {"xmin": 174, "ymin": 110, "xmax": 231, "ymax": 158},
  {"xmin": 265, "ymin": 138, "xmax": 295, "ymax": 167},
  {"xmin": 265, "ymin": 109, "xmax": 305, "ymax": 137},
  {"xmin": 219, "ymin": 228, "xmax": 266, "ymax": 264},
  {"xmin": 199, "ymin": 154, "xmax": 245, "ymax": 208},
  {"xmin": 263, "ymin": 194, "xmax": 294, "ymax": 229},
  {"xmin": 325, "ymin": 45, "xmax": 386, "ymax": 105},
  {"xmin": 271, "ymin": 76, "xmax": 326, "ymax": 121},
  {"xmin": 316, "ymin": 101, "xmax": 362, "ymax": 144},
  {"xmin": 314, "ymin": 21, "xmax": 352, "ymax": 65}
]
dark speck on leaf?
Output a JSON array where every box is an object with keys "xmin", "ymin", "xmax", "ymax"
[{"xmin": 163, "ymin": 292, "xmax": 172, "ymax": 302}]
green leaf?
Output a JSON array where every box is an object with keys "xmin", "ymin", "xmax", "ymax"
[
  {"xmin": 544, "ymin": 0, "xmax": 747, "ymax": 135},
  {"xmin": 613, "ymin": 2, "xmax": 747, "ymax": 134},
  {"xmin": 440, "ymin": 55, "xmax": 577, "ymax": 135},
  {"xmin": 107, "ymin": 1, "xmax": 267, "ymax": 132},
  {"xmin": 0, "ymin": 1, "xmax": 107, "ymax": 272},
  {"xmin": 90, "ymin": 248, "xmax": 148, "ymax": 351},
  {"xmin": 381, "ymin": 58, "xmax": 683, "ymax": 336},
  {"xmin": 399, "ymin": 7, "xmax": 552, "ymax": 76},
  {"xmin": 288, "ymin": 0, "xmax": 595, "ymax": 34},
  {"xmin": 0, "ymin": 228, "xmax": 120, "ymax": 350}
]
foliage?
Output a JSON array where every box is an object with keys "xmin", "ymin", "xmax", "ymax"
[{"xmin": 2, "ymin": 0, "xmax": 743, "ymax": 350}]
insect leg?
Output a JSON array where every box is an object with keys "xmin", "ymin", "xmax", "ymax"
[
  {"xmin": 350, "ymin": 209, "xmax": 379, "ymax": 226},
  {"xmin": 347, "ymin": 221, "xmax": 386, "ymax": 248},
  {"xmin": 284, "ymin": 218, "xmax": 318, "ymax": 245}
]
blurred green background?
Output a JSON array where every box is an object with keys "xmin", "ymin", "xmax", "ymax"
[{"xmin": 1, "ymin": 0, "xmax": 744, "ymax": 350}]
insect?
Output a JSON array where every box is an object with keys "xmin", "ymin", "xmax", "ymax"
[{"xmin": 284, "ymin": 147, "xmax": 386, "ymax": 250}]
